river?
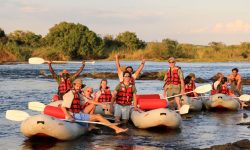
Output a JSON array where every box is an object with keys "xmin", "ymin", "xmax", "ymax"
[{"xmin": 0, "ymin": 61, "xmax": 250, "ymax": 149}]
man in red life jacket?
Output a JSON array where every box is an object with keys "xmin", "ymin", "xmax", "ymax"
[
  {"xmin": 48, "ymin": 60, "xmax": 85, "ymax": 100},
  {"xmin": 115, "ymin": 54, "xmax": 145, "ymax": 85},
  {"xmin": 163, "ymin": 57, "xmax": 185, "ymax": 111},
  {"xmin": 227, "ymin": 68, "xmax": 243, "ymax": 96},
  {"xmin": 111, "ymin": 71, "xmax": 137, "ymax": 124},
  {"xmin": 61, "ymin": 78, "xmax": 128, "ymax": 134}
]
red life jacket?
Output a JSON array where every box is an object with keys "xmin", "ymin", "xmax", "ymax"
[
  {"xmin": 116, "ymin": 82, "xmax": 133, "ymax": 105},
  {"xmin": 165, "ymin": 67, "xmax": 181, "ymax": 85},
  {"xmin": 185, "ymin": 83, "xmax": 195, "ymax": 97},
  {"xmin": 58, "ymin": 78, "xmax": 71, "ymax": 95},
  {"xmin": 130, "ymin": 77, "xmax": 135, "ymax": 85},
  {"xmin": 220, "ymin": 85, "xmax": 229, "ymax": 95},
  {"xmin": 68, "ymin": 89, "xmax": 82, "ymax": 113},
  {"xmin": 98, "ymin": 88, "xmax": 112, "ymax": 103}
]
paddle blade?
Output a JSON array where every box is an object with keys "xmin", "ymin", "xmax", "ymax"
[
  {"xmin": 179, "ymin": 104, "xmax": 190, "ymax": 115},
  {"xmin": 194, "ymin": 84, "xmax": 212, "ymax": 94},
  {"xmin": 28, "ymin": 57, "xmax": 45, "ymax": 64},
  {"xmin": 238, "ymin": 94, "xmax": 250, "ymax": 102},
  {"xmin": 28, "ymin": 101, "xmax": 46, "ymax": 111},
  {"xmin": 6, "ymin": 110, "xmax": 30, "ymax": 121}
]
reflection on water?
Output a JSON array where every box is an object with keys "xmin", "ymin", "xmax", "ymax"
[{"xmin": 1, "ymin": 62, "xmax": 250, "ymax": 149}]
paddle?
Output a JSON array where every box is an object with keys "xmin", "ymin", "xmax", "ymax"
[
  {"xmin": 176, "ymin": 104, "xmax": 190, "ymax": 115},
  {"xmin": 166, "ymin": 84, "xmax": 212, "ymax": 99},
  {"xmin": 28, "ymin": 57, "xmax": 95, "ymax": 65},
  {"xmin": 235, "ymin": 94, "xmax": 250, "ymax": 102},
  {"xmin": 6, "ymin": 110, "xmax": 117, "ymax": 126}
]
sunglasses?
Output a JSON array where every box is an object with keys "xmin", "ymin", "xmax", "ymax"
[
  {"xmin": 169, "ymin": 61, "xmax": 175, "ymax": 64},
  {"xmin": 62, "ymin": 73, "xmax": 69, "ymax": 77},
  {"xmin": 124, "ymin": 75, "xmax": 131, "ymax": 77}
]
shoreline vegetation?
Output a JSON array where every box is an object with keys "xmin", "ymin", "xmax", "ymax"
[{"xmin": 1, "ymin": 21, "xmax": 250, "ymax": 63}]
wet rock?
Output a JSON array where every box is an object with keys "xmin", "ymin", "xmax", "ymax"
[
  {"xmin": 244, "ymin": 101, "xmax": 250, "ymax": 110},
  {"xmin": 191, "ymin": 139, "xmax": 250, "ymax": 150},
  {"xmin": 195, "ymin": 77, "xmax": 210, "ymax": 83},
  {"xmin": 236, "ymin": 122, "xmax": 250, "ymax": 125},
  {"xmin": 232, "ymin": 139, "xmax": 250, "ymax": 149},
  {"xmin": 243, "ymin": 113, "xmax": 248, "ymax": 118}
]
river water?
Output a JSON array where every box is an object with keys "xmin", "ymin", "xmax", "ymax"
[{"xmin": 0, "ymin": 61, "xmax": 250, "ymax": 149}]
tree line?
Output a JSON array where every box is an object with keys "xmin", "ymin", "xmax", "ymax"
[{"xmin": 1, "ymin": 21, "xmax": 250, "ymax": 63}]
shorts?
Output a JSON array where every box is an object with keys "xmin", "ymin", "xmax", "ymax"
[
  {"xmin": 166, "ymin": 84, "xmax": 181, "ymax": 101},
  {"xmin": 73, "ymin": 113, "xmax": 90, "ymax": 126},
  {"xmin": 114, "ymin": 104, "xmax": 131, "ymax": 120}
]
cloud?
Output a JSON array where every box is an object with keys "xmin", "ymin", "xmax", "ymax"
[{"xmin": 190, "ymin": 20, "xmax": 250, "ymax": 34}]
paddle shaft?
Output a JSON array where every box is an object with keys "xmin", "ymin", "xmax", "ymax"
[
  {"xmin": 166, "ymin": 91, "xmax": 193, "ymax": 99},
  {"xmin": 45, "ymin": 60, "xmax": 94, "ymax": 64}
]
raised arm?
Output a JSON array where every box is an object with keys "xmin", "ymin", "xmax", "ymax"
[
  {"xmin": 134, "ymin": 58, "xmax": 145, "ymax": 78},
  {"xmin": 48, "ymin": 61, "xmax": 57, "ymax": 79},
  {"xmin": 72, "ymin": 60, "xmax": 85, "ymax": 78},
  {"xmin": 115, "ymin": 54, "xmax": 122, "ymax": 74}
]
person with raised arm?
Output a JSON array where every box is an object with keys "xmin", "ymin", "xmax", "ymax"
[
  {"xmin": 163, "ymin": 57, "xmax": 185, "ymax": 111},
  {"xmin": 48, "ymin": 60, "xmax": 85, "ymax": 100},
  {"xmin": 115, "ymin": 54, "xmax": 145, "ymax": 85}
]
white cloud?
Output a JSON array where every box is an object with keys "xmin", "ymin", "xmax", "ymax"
[{"xmin": 190, "ymin": 20, "xmax": 250, "ymax": 34}]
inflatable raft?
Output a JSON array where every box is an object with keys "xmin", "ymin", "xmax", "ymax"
[
  {"xmin": 204, "ymin": 94, "xmax": 240, "ymax": 111},
  {"xmin": 181, "ymin": 96, "xmax": 203, "ymax": 111},
  {"xmin": 20, "ymin": 114, "xmax": 88, "ymax": 140},
  {"xmin": 131, "ymin": 108, "xmax": 181, "ymax": 129}
]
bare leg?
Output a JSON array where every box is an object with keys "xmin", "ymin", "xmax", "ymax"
[
  {"xmin": 175, "ymin": 97, "xmax": 181, "ymax": 111},
  {"xmin": 84, "ymin": 103, "xmax": 96, "ymax": 114},
  {"xmin": 90, "ymin": 114, "xmax": 128, "ymax": 133}
]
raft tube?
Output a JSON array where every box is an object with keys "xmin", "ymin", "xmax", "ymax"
[
  {"xmin": 131, "ymin": 108, "xmax": 181, "ymax": 129},
  {"xmin": 20, "ymin": 114, "xmax": 88, "ymax": 140},
  {"xmin": 204, "ymin": 93, "xmax": 240, "ymax": 111},
  {"xmin": 181, "ymin": 96, "xmax": 203, "ymax": 111}
]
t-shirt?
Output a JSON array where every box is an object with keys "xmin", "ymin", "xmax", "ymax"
[{"xmin": 115, "ymin": 83, "xmax": 137, "ymax": 94}]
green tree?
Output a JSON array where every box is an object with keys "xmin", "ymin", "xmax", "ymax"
[
  {"xmin": 44, "ymin": 22, "xmax": 104, "ymax": 59},
  {"xmin": 8, "ymin": 30, "xmax": 42, "ymax": 47},
  {"xmin": 208, "ymin": 42, "xmax": 225, "ymax": 52},
  {"xmin": 116, "ymin": 31, "xmax": 145, "ymax": 50}
]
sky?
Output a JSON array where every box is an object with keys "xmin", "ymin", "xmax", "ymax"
[{"xmin": 1, "ymin": 0, "xmax": 250, "ymax": 45}]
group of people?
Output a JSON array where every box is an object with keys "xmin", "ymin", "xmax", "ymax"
[
  {"xmin": 47, "ymin": 54, "xmax": 145, "ymax": 133},
  {"xmin": 47, "ymin": 55, "xmax": 247, "ymax": 133}
]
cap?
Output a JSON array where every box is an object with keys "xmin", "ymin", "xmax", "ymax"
[
  {"xmin": 168, "ymin": 57, "xmax": 175, "ymax": 62},
  {"xmin": 188, "ymin": 73, "xmax": 196, "ymax": 78},
  {"xmin": 73, "ymin": 78, "xmax": 82, "ymax": 85}
]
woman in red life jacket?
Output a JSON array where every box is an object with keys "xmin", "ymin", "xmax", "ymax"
[
  {"xmin": 48, "ymin": 60, "xmax": 85, "ymax": 100},
  {"xmin": 94, "ymin": 79, "xmax": 112, "ymax": 114},
  {"xmin": 211, "ymin": 72, "xmax": 224, "ymax": 95},
  {"xmin": 115, "ymin": 54, "xmax": 145, "ymax": 85},
  {"xmin": 61, "ymin": 78, "xmax": 128, "ymax": 134},
  {"xmin": 163, "ymin": 57, "xmax": 185, "ymax": 111},
  {"xmin": 184, "ymin": 75, "xmax": 198, "ymax": 97},
  {"xmin": 111, "ymin": 71, "xmax": 137, "ymax": 124}
]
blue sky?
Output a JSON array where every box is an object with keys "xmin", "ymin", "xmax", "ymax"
[{"xmin": 1, "ymin": 0, "xmax": 250, "ymax": 45}]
